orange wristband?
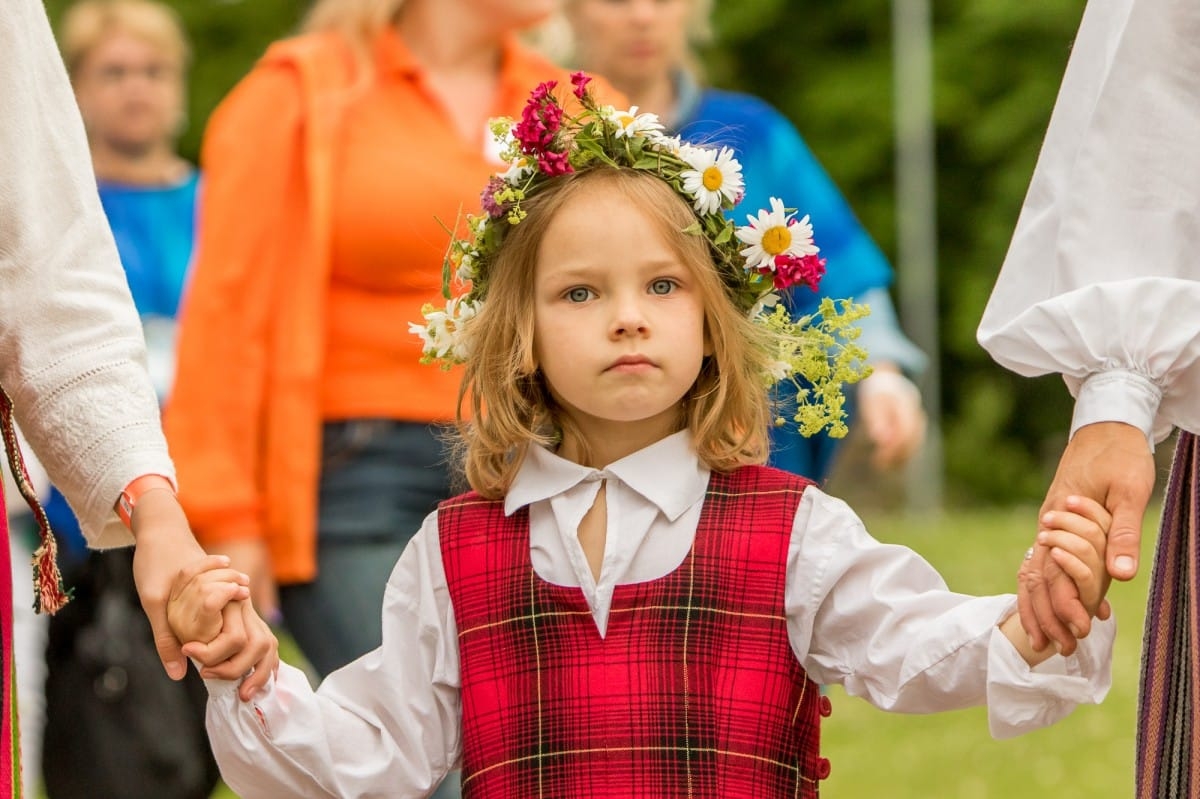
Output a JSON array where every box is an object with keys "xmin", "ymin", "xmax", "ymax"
[{"xmin": 116, "ymin": 474, "xmax": 175, "ymax": 529}]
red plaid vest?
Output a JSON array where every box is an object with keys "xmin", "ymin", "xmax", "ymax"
[{"xmin": 439, "ymin": 465, "xmax": 831, "ymax": 798}]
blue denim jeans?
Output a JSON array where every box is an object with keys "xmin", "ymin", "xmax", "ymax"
[{"xmin": 279, "ymin": 419, "xmax": 454, "ymax": 676}]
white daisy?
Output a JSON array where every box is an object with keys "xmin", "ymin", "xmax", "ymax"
[
  {"xmin": 735, "ymin": 198, "xmax": 818, "ymax": 271},
  {"xmin": 749, "ymin": 290, "xmax": 782, "ymax": 320},
  {"xmin": 608, "ymin": 106, "xmax": 666, "ymax": 139},
  {"xmin": 411, "ymin": 297, "xmax": 478, "ymax": 362},
  {"xmin": 455, "ymin": 249, "xmax": 479, "ymax": 282},
  {"xmin": 680, "ymin": 146, "xmax": 744, "ymax": 216},
  {"xmin": 500, "ymin": 154, "xmax": 535, "ymax": 184}
]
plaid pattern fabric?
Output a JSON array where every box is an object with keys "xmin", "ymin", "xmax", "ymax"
[
  {"xmin": 440, "ymin": 465, "xmax": 830, "ymax": 798},
  {"xmin": 1137, "ymin": 430, "xmax": 1200, "ymax": 798}
]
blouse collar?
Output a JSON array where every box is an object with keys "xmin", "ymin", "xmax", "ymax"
[{"xmin": 505, "ymin": 430, "xmax": 709, "ymax": 523}]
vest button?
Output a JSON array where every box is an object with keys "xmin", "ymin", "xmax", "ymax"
[
  {"xmin": 819, "ymin": 695, "xmax": 833, "ymax": 717},
  {"xmin": 816, "ymin": 757, "xmax": 832, "ymax": 780}
]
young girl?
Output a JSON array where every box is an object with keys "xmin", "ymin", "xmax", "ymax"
[{"xmin": 170, "ymin": 76, "xmax": 1116, "ymax": 799}]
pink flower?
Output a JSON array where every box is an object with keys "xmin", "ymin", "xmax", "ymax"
[
  {"xmin": 480, "ymin": 176, "xmax": 510, "ymax": 219},
  {"xmin": 570, "ymin": 71, "xmax": 592, "ymax": 101},
  {"xmin": 513, "ymin": 80, "xmax": 565, "ymax": 156},
  {"xmin": 537, "ymin": 149, "xmax": 574, "ymax": 177},
  {"xmin": 770, "ymin": 253, "xmax": 826, "ymax": 292}
]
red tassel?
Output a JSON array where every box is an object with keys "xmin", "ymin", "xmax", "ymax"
[
  {"xmin": 2, "ymin": 387, "xmax": 72, "ymax": 614},
  {"xmin": 32, "ymin": 538, "xmax": 72, "ymax": 615}
]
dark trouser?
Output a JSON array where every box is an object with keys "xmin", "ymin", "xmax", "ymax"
[{"xmin": 278, "ymin": 419, "xmax": 462, "ymax": 798}]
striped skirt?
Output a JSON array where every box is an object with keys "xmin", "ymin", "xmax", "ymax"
[{"xmin": 1138, "ymin": 430, "xmax": 1199, "ymax": 798}]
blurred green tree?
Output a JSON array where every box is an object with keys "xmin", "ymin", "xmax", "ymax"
[{"xmin": 709, "ymin": 0, "xmax": 1087, "ymax": 504}]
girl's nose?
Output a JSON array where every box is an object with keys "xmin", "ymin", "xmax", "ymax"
[{"xmin": 610, "ymin": 297, "xmax": 649, "ymax": 338}]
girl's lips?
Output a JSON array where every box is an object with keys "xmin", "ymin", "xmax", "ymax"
[{"xmin": 608, "ymin": 354, "xmax": 655, "ymax": 371}]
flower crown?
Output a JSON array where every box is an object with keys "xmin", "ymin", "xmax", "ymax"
[{"xmin": 412, "ymin": 73, "xmax": 869, "ymax": 437}]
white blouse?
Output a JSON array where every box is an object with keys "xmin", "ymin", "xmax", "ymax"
[
  {"xmin": 0, "ymin": 0, "xmax": 173, "ymax": 545},
  {"xmin": 206, "ymin": 433, "xmax": 1114, "ymax": 799},
  {"xmin": 978, "ymin": 0, "xmax": 1200, "ymax": 446}
]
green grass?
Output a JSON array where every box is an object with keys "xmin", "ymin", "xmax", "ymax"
[
  {"xmin": 821, "ymin": 504, "xmax": 1145, "ymax": 798},
  {"xmin": 212, "ymin": 504, "xmax": 1148, "ymax": 798}
]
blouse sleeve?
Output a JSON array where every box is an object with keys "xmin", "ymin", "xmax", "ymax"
[
  {"xmin": 977, "ymin": 0, "xmax": 1200, "ymax": 445},
  {"xmin": 0, "ymin": 0, "xmax": 171, "ymax": 547},
  {"xmin": 785, "ymin": 488, "xmax": 1114, "ymax": 739},
  {"xmin": 204, "ymin": 512, "xmax": 461, "ymax": 798}
]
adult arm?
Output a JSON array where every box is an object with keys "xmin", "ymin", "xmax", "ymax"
[
  {"xmin": 977, "ymin": 0, "xmax": 1200, "ymax": 650},
  {"xmin": 0, "ymin": 0, "xmax": 274, "ymax": 683},
  {"xmin": 205, "ymin": 515, "xmax": 461, "ymax": 797}
]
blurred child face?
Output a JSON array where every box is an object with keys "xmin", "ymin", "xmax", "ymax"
[
  {"xmin": 72, "ymin": 31, "xmax": 185, "ymax": 156},
  {"xmin": 567, "ymin": 0, "xmax": 691, "ymax": 90},
  {"xmin": 532, "ymin": 180, "xmax": 711, "ymax": 452}
]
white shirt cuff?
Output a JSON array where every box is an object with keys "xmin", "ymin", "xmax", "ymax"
[
  {"xmin": 1069, "ymin": 370, "xmax": 1163, "ymax": 448},
  {"xmin": 985, "ymin": 614, "xmax": 1115, "ymax": 739}
]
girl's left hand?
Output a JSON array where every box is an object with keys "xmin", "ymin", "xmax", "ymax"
[{"xmin": 1035, "ymin": 495, "xmax": 1113, "ymax": 619}]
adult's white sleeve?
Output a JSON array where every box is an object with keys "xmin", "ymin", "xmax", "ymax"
[
  {"xmin": 976, "ymin": 0, "xmax": 1200, "ymax": 445},
  {"xmin": 786, "ymin": 489, "xmax": 1114, "ymax": 738},
  {"xmin": 0, "ymin": 0, "xmax": 171, "ymax": 546},
  {"xmin": 204, "ymin": 513, "xmax": 462, "ymax": 798}
]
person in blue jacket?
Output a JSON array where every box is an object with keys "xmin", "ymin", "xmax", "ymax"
[{"xmin": 557, "ymin": 0, "xmax": 928, "ymax": 482}]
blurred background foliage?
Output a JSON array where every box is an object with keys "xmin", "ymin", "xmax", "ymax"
[{"xmin": 43, "ymin": 0, "xmax": 1092, "ymax": 507}]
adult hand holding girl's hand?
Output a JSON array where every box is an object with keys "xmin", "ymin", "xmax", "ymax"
[
  {"xmin": 1006, "ymin": 494, "xmax": 1113, "ymax": 665},
  {"xmin": 166, "ymin": 554, "xmax": 281, "ymax": 701},
  {"xmin": 1018, "ymin": 422, "xmax": 1154, "ymax": 655}
]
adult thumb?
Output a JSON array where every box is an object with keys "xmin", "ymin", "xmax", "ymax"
[
  {"xmin": 1107, "ymin": 493, "xmax": 1148, "ymax": 581},
  {"xmin": 150, "ymin": 614, "xmax": 188, "ymax": 680}
]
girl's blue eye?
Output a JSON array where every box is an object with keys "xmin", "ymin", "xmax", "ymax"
[
  {"xmin": 567, "ymin": 287, "xmax": 593, "ymax": 303},
  {"xmin": 650, "ymin": 279, "xmax": 675, "ymax": 295}
]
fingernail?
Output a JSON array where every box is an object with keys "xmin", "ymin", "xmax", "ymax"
[
  {"xmin": 1115, "ymin": 556, "xmax": 1136, "ymax": 573},
  {"xmin": 1068, "ymin": 623, "xmax": 1081, "ymax": 638},
  {"xmin": 1041, "ymin": 512, "xmax": 1053, "ymax": 525},
  {"xmin": 167, "ymin": 660, "xmax": 186, "ymax": 680},
  {"xmin": 1053, "ymin": 642, "xmax": 1062, "ymax": 655},
  {"xmin": 1036, "ymin": 531, "xmax": 1048, "ymax": 544}
]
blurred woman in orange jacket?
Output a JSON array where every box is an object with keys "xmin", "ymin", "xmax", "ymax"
[{"xmin": 166, "ymin": 0, "xmax": 606, "ymax": 685}]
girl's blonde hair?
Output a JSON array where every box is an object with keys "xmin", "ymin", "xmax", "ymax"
[
  {"xmin": 59, "ymin": 0, "xmax": 191, "ymax": 79},
  {"xmin": 456, "ymin": 167, "xmax": 776, "ymax": 498}
]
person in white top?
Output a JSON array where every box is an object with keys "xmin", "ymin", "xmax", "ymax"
[
  {"xmin": 171, "ymin": 77, "xmax": 1118, "ymax": 798},
  {"xmin": 0, "ymin": 3, "xmax": 277, "ymax": 789},
  {"xmin": 977, "ymin": 0, "xmax": 1199, "ymax": 655}
]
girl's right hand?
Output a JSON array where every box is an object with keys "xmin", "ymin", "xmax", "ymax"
[
  {"xmin": 207, "ymin": 537, "xmax": 280, "ymax": 623},
  {"xmin": 166, "ymin": 554, "xmax": 250, "ymax": 644}
]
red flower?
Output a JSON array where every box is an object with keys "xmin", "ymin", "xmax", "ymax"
[
  {"xmin": 570, "ymin": 71, "xmax": 592, "ymax": 101},
  {"xmin": 770, "ymin": 253, "xmax": 826, "ymax": 292},
  {"xmin": 513, "ymin": 80, "xmax": 563, "ymax": 155},
  {"xmin": 537, "ymin": 149, "xmax": 574, "ymax": 177}
]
